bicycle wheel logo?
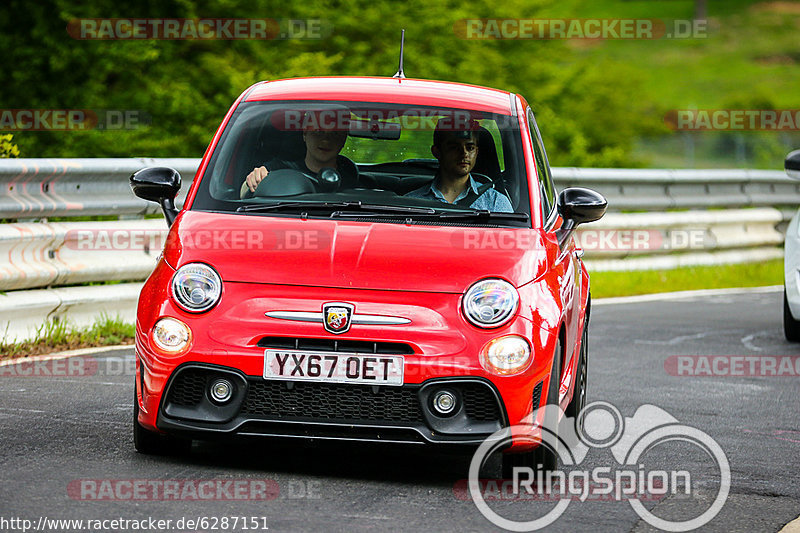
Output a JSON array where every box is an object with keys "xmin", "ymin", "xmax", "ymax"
[{"xmin": 468, "ymin": 401, "xmax": 730, "ymax": 532}]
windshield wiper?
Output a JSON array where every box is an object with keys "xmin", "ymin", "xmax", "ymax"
[
  {"xmin": 237, "ymin": 201, "xmax": 354, "ymax": 213},
  {"xmin": 329, "ymin": 204, "xmax": 437, "ymax": 217},
  {"xmin": 236, "ymin": 201, "xmax": 524, "ymax": 221},
  {"xmin": 237, "ymin": 200, "xmax": 436, "ymax": 215},
  {"xmin": 434, "ymin": 209, "xmax": 530, "ymax": 222}
]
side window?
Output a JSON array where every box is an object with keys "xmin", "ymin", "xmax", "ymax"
[{"xmin": 527, "ymin": 109, "xmax": 557, "ymax": 224}]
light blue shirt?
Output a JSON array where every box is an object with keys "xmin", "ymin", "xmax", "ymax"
[{"xmin": 405, "ymin": 175, "xmax": 514, "ymax": 213}]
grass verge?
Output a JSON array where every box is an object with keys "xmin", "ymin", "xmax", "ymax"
[
  {"xmin": 589, "ymin": 258, "xmax": 783, "ymax": 299},
  {"xmin": 1, "ymin": 314, "xmax": 135, "ymax": 361}
]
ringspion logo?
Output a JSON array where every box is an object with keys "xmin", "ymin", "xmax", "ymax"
[{"xmin": 466, "ymin": 402, "xmax": 729, "ymax": 531}]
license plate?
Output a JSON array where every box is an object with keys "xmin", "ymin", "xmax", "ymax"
[{"xmin": 263, "ymin": 350, "xmax": 404, "ymax": 386}]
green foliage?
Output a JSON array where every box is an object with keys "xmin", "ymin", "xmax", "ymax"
[
  {"xmin": 0, "ymin": 313, "xmax": 135, "ymax": 358},
  {"xmin": 0, "ymin": 134, "xmax": 20, "ymax": 157},
  {"xmin": 1, "ymin": 0, "xmax": 797, "ymax": 168},
  {"xmin": 0, "ymin": 0, "xmax": 657, "ymax": 167}
]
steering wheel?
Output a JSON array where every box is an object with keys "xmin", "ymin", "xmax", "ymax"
[{"xmin": 252, "ymin": 167, "xmax": 341, "ymax": 197}]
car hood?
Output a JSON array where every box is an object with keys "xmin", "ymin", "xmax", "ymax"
[{"xmin": 163, "ymin": 211, "xmax": 550, "ymax": 293}]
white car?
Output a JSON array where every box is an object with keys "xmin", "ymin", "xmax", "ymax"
[{"xmin": 783, "ymin": 149, "xmax": 800, "ymax": 340}]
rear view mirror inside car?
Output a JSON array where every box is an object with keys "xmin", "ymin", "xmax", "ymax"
[{"xmin": 348, "ymin": 117, "xmax": 402, "ymax": 140}]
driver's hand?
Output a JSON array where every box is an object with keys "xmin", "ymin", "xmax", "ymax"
[{"xmin": 245, "ymin": 166, "xmax": 269, "ymax": 192}]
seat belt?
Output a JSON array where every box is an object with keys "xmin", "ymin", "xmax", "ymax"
[{"xmin": 455, "ymin": 178, "xmax": 494, "ymax": 208}]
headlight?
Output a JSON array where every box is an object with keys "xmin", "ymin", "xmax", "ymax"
[
  {"xmin": 480, "ymin": 335, "xmax": 531, "ymax": 375},
  {"xmin": 462, "ymin": 278, "xmax": 519, "ymax": 328},
  {"xmin": 151, "ymin": 317, "xmax": 192, "ymax": 355},
  {"xmin": 171, "ymin": 262, "xmax": 222, "ymax": 313}
]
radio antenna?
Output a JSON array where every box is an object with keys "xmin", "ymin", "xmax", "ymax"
[{"xmin": 392, "ymin": 29, "xmax": 406, "ymax": 79}]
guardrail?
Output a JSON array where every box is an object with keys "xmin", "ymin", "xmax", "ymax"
[
  {"xmin": 581, "ymin": 208, "xmax": 784, "ymax": 271},
  {"xmin": 2, "ymin": 159, "xmax": 798, "ymax": 217},
  {"xmin": 0, "ymin": 158, "xmax": 794, "ymax": 342},
  {"xmin": 553, "ymin": 167, "xmax": 800, "ymax": 210},
  {"xmin": 0, "ymin": 219, "xmax": 164, "ymax": 291},
  {"xmin": 0, "ymin": 158, "xmax": 195, "ymax": 218}
]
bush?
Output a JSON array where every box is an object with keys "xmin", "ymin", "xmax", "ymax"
[{"xmin": 0, "ymin": 134, "xmax": 20, "ymax": 158}]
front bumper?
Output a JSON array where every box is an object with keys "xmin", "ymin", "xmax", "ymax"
[
  {"xmin": 135, "ymin": 261, "xmax": 562, "ymax": 449},
  {"xmin": 156, "ymin": 363, "xmax": 515, "ymax": 445}
]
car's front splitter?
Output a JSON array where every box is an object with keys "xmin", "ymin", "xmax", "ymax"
[{"xmin": 155, "ymin": 362, "xmax": 513, "ymax": 446}]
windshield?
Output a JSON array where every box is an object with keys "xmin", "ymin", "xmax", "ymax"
[{"xmin": 191, "ymin": 100, "xmax": 532, "ymax": 227}]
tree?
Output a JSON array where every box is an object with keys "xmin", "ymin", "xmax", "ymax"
[{"xmin": 0, "ymin": 0, "xmax": 655, "ymax": 167}]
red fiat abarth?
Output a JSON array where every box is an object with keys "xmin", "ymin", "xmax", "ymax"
[{"xmin": 130, "ymin": 76, "xmax": 606, "ymax": 473}]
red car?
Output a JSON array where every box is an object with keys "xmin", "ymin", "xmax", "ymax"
[{"xmin": 130, "ymin": 76, "xmax": 606, "ymax": 473}]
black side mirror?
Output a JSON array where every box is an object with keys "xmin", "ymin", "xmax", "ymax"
[
  {"xmin": 556, "ymin": 187, "xmax": 607, "ymax": 248},
  {"xmin": 130, "ymin": 167, "xmax": 181, "ymax": 225},
  {"xmin": 785, "ymin": 149, "xmax": 800, "ymax": 180}
]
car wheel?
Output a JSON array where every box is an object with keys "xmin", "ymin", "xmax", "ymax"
[
  {"xmin": 133, "ymin": 389, "xmax": 190, "ymax": 455},
  {"xmin": 565, "ymin": 323, "xmax": 588, "ymax": 427},
  {"xmin": 501, "ymin": 338, "xmax": 562, "ymax": 478},
  {"xmin": 784, "ymin": 288, "xmax": 800, "ymax": 342}
]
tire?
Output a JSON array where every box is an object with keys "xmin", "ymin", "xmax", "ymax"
[
  {"xmin": 565, "ymin": 323, "xmax": 588, "ymax": 427},
  {"xmin": 502, "ymin": 338, "xmax": 562, "ymax": 477},
  {"xmin": 133, "ymin": 389, "xmax": 190, "ymax": 455},
  {"xmin": 784, "ymin": 288, "xmax": 800, "ymax": 342}
]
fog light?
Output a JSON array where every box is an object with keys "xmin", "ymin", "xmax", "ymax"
[
  {"xmin": 432, "ymin": 390, "xmax": 458, "ymax": 416},
  {"xmin": 209, "ymin": 379, "xmax": 233, "ymax": 403}
]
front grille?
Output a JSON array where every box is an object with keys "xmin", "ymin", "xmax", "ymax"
[
  {"xmin": 163, "ymin": 366, "xmax": 505, "ymax": 432},
  {"xmin": 240, "ymin": 381, "xmax": 424, "ymax": 423},
  {"xmin": 258, "ymin": 336, "xmax": 414, "ymax": 355},
  {"xmin": 168, "ymin": 368, "xmax": 208, "ymax": 406},
  {"xmin": 461, "ymin": 382, "xmax": 503, "ymax": 421}
]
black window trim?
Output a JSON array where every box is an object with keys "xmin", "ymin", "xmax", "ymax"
[{"xmin": 526, "ymin": 107, "xmax": 559, "ymax": 232}]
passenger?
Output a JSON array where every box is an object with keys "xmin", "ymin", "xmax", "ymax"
[
  {"xmin": 241, "ymin": 110, "xmax": 358, "ymax": 198},
  {"xmin": 405, "ymin": 119, "xmax": 513, "ymax": 212}
]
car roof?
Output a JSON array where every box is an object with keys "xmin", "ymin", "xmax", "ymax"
[{"xmin": 244, "ymin": 76, "xmax": 516, "ymax": 115}]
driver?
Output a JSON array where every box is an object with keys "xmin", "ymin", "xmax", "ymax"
[
  {"xmin": 405, "ymin": 118, "xmax": 513, "ymax": 212},
  {"xmin": 240, "ymin": 109, "xmax": 358, "ymax": 198}
]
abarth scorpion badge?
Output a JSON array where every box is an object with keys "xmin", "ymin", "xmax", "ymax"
[{"xmin": 323, "ymin": 302, "xmax": 354, "ymax": 334}]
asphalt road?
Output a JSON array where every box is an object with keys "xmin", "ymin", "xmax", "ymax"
[{"xmin": 1, "ymin": 287, "xmax": 799, "ymax": 533}]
